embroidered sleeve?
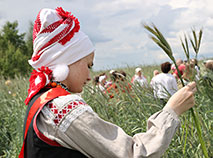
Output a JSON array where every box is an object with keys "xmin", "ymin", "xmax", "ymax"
[
  {"xmin": 38, "ymin": 95, "xmax": 180, "ymax": 158},
  {"xmin": 53, "ymin": 106, "xmax": 180, "ymax": 158},
  {"xmin": 40, "ymin": 95, "xmax": 94, "ymax": 132}
]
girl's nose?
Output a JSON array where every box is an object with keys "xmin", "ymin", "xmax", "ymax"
[{"xmin": 87, "ymin": 73, "xmax": 91, "ymax": 81}]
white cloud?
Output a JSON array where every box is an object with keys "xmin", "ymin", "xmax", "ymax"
[{"xmin": 0, "ymin": 0, "xmax": 212, "ymax": 71}]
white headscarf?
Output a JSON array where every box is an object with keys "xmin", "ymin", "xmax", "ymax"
[
  {"xmin": 25, "ymin": 7, "xmax": 95, "ymax": 105},
  {"xmin": 30, "ymin": 7, "xmax": 95, "ymax": 81}
]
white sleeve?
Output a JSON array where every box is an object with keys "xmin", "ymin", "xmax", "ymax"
[{"xmin": 37, "ymin": 99, "xmax": 180, "ymax": 158}]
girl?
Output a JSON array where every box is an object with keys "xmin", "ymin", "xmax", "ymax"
[{"xmin": 20, "ymin": 7, "xmax": 196, "ymax": 158}]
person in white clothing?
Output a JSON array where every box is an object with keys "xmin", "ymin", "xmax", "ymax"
[
  {"xmin": 150, "ymin": 62, "xmax": 178, "ymax": 104},
  {"xmin": 132, "ymin": 67, "xmax": 148, "ymax": 87},
  {"xmin": 20, "ymin": 7, "xmax": 197, "ymax": 158},
  {"xmin": 98, "ymin": 75, "xmax": 107, "ymax": 91}
]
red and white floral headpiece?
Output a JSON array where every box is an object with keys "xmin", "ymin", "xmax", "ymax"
[{"xmin": 25, "ymin": 7, "xmax": 95, "ymax": 105}]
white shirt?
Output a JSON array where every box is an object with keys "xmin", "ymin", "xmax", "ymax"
[
  {"xmin": 133, "ymin": 75, "xmax": 148, "ymax": 87},
  {"xmin": 150, "ymin": 73, "xmax": 178, "ymax": 99}
]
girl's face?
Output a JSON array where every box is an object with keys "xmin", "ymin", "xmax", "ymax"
[{"xmin": 62, "ymin": 52, "xmax": 94, "ymax": 93}]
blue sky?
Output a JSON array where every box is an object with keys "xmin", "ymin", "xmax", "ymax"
[{"xmin": 0, "ymin": 0, "xmax": 212, "ymax": 71}]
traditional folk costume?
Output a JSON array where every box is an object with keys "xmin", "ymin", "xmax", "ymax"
[
  {"xmin": 20, "ymin": 7, "xmax": 180, "ymax": 158},
  {"xmin": 105, "ymin": 72, "xmax": 132, "ymax": 98}
]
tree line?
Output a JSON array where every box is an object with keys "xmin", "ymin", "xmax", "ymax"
[{"xmin": 0, "ymin": 21, "xmax": 33, "ymax": 78}]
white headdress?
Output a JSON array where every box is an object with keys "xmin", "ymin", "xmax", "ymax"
[{"xmin": 25, "ymin": 7, "xmax": 95, "ymax": 104}]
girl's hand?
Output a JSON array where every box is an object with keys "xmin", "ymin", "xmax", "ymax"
[{"xmin": 165, "ymin": 82, "xmax": 197, "ymax": 116}]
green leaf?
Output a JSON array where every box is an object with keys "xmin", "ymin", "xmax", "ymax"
[
  {"xmin": 197, "ymin": 29, "xmax": 203, "ymax": 52},
  {"xmin": 153, "ymin": 25, "xmax": 172, "ymax": 51}
]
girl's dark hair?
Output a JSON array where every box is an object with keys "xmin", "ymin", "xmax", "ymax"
[{"xmin": 161, "ymin": 62, "xmax": 171, "ymax": 73}]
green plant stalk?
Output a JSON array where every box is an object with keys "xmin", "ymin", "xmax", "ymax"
[
  {"xmin": 143, "ymin": 24, "xmax": 209, "ymax": 158},
  {"xmin": 181, "ymin": 116, "xmax": 187, "ymax": 143},
  {"xmin": 183, "ymin": 121, "xmax": 188, "ymax": 157},
  {"xmin": 174, "ymin": 58, "xmax": 209, "ymax": 158},
  {"xmin": 170, "ymin": 48, "xmax": 209, "ymax": 158},
  {"xmin": 190, "ymin": 29, "xmax": 203, "ymax": 60},
  {"xmin": 180, "ymin": 34, "xmax": 190, "ymax": 63},
  {"xmin": 191, "ymin": 108, "xmax": 209, "ymax": 157}
]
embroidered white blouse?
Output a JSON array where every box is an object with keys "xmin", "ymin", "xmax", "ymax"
[{"xmin": 37, "ymin": 94, "xmax": 180, "ymax": 158}]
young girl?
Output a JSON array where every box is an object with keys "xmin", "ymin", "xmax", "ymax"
[{"xmin": 19, "ymin": 7, "xmax": 197, "ymax": 158}]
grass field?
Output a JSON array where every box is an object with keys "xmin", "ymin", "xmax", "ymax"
[{"xmin": 0, "ymin": 65, "xmax": 212, "ymax": 158}]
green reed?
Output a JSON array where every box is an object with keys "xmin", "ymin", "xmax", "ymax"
[
  {"xmin": 0, "ymin": 67, "xmax": 212, "ymax": 157},
  {"xmin": 143, "ymin": 24, "xmax": 209, "ymax": 158}
]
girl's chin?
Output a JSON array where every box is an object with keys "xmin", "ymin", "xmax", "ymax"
[{"xmin": 69, "ymin": 87, "xmax": 83, "ymax": 94}]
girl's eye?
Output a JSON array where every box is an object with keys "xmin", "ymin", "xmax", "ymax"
[{"xmin": 88, "ymin": 63, "xmax": 93, "ymax": 69}]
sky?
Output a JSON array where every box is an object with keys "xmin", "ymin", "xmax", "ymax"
[{"xmin": 0, "ymin": 0, "xmax": 212, "ymax": 71}]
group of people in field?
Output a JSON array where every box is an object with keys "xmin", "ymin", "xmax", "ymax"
[
  {"xmin": 93, "ymin": 58, "xmax": 213, "ymax": 104},
  {"xmin": 92, "ymin": 70, "xmax": 131, "ymax": 98}
]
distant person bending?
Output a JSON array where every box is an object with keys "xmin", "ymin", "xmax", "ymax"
[
  {"xmin": 106, "ymin": 71, "xmax": 131, "ymax": 98},
  {"xmin": 150, "ymin": 62, "xmax": 178, "ymax": 105},
  {"xmin": 20, "ymin": 7, "xmax": 196, "ymax": 158}
]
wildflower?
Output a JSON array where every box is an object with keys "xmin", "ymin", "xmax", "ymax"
[{"xmin": 5, "ymin": 80, "xmax": 12, "ymax": 86}]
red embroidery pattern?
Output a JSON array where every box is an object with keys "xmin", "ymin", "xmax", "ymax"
[
  {"xmin": 47, "ymin": 100, "xmax": 86, "ymax": 125},
  {"xmin": 25, "ymin": 67, "xmax": 52, "ymax": 105},
  {"xmin": 59, "ymin": 17, "xmax": 79, "ymax": 45},
  {"xmin": 32, "ymin": 7, "xmax": 80, "ymax": 62},
  {"xmin": 40, "ymin": 19, "xmax": 63, "ymax": 34},
  {"xmin": 33, "ymin": 10, "xmax": 42, "ymax": 42},
  {"xmin": 34, "ymin": 17, "xmax": 73, "ymax": 61}
]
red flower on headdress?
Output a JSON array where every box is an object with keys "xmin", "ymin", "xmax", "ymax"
[
  {"xmin": 56, "ymin": 7, "xmax": 80, "ymax": 45},
  {"xmin": 25, "ymin": 67, "xmax": 52, "ymax": 105},
  {"xmin": 56, "ymin": 7, "xmax": 71, "ymax": 19}
]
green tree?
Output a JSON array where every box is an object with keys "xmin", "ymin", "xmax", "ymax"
[
  {"xmin": 25, "ymin": 21, "xmax": 34, "ymax": 57},
  {"xmin": 0, "ymin": 21, "xmax": 32, "ymax": 78}
]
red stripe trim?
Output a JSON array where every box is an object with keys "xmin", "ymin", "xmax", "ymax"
[
  {"xmin": 33, "ymin": 10, "xmax": 42, "ymax": 42},
  {"xmin": 40, "ymin": 19, "xmax": 63, "ymax": 34},
  {"xmin": 32, "ymin": 18, "xmax": 73, "ymax": 62},
  {"xmin": 19, "ymin": 87, "xmax": 69, "ymax": 158},
  {"xmin": 33, "ymin": 106, "xmax": 61, "ymax": 147}
]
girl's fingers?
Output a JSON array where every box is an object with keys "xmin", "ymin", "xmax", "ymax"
[
  {"xmin": 187, "ymin": 81, "xmax": 196, "ymax": 89},
  {"xmin": 191, "ymin": 87, "xmax": 197, "ymax": 93}
]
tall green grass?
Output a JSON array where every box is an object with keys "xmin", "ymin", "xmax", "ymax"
[
  {"xmin": 0, "ymin": 66, "xmax": 212, "ymax": 157},
  {"xmin": 143, "ymin": 24, "xmax": 211, "ymax": 157},
  {"xmin": 0, "ymin": 76, "xmax": 27, "ymax": 158}
]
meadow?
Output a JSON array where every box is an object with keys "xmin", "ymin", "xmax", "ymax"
[{"xmin": 0, "ymin": 64, "xmax": 212, "ymax": 158}]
